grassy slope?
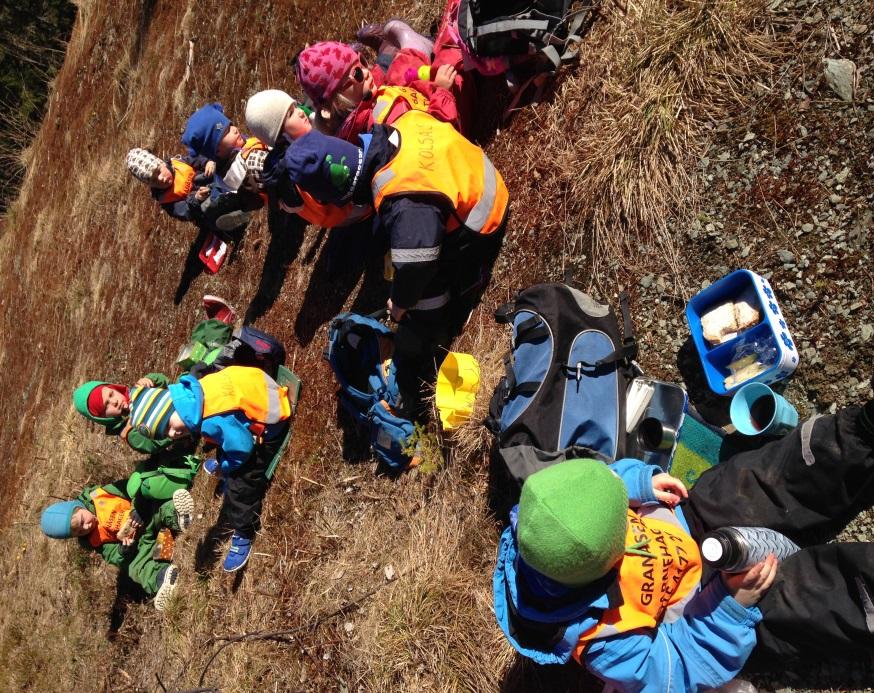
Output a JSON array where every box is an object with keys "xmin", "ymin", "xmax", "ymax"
[{"xmin": 0, "ymin": 0, "xmax": 870, "ymax": 691}]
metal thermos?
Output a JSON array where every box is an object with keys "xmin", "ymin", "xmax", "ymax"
[{"xmin": 700, "ymin": 526, "xmax": 800, "ymax": 572}]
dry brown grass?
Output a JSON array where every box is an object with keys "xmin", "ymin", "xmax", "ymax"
[{"xmin": 511, "ymin": 0, "xmax": 785, "ymax": 293}]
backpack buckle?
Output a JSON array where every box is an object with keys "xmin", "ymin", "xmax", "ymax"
[{"xmin": 575, "ymin": 362, "xmax": 582, "ymax": 382}]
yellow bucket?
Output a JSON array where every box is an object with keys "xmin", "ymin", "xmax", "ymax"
[{"xmin": 436, "ymin": 352, "xmax": 480, "ymax": 430}]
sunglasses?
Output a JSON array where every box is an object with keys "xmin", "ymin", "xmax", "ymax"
[{"xmin": 346, "ymin": 55, "xmax": 369, "ymax": 85}]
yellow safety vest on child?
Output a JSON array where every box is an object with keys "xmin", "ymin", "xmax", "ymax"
[
  {"xmin": 371, "ymin": 85, "xmax": 431, "ymax": 126},
  {"xmin": 371, "ymin": 110, "xmax": 509, "ymax": 235},
  {"xmin": 199, "ymin": 366, "xmax": 291, "ymax": 425}
]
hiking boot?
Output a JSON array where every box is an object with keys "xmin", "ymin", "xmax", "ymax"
[
  {"xmin": 154, "ymin": 565, "xmax": 179, "ymax": 612},
  {"xmin": 214, "ymin": 209, "xmax": 250, "ymax": 233},
  {"xmin": 202, "ymin": 295, "xmax": 237, "ymax": 325},
  {"xmin": 383, "ymin": 19, "xmax": 434, "ymax": 55},
  {"xmin": 222, "ymin": 533, "xmax": 253, "ymax": 573},
  {"xmin": 172, "ymin": 489, "xmax": 195, "ymax": 532}
]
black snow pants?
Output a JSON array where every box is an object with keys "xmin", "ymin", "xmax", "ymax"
[{"xmin": 682, "ymin": 406, "xmax": 874, "ymax": 663}]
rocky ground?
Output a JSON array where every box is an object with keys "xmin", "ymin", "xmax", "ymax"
[{"xmin": 635, "ymin": 0, "xmax": 873, "ymax": 687}]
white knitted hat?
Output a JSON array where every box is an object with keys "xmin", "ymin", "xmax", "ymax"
[
  {"xmin": 245, "ymin": 90, "xmax": 296, "ymax": 146},
  {"xmin": 126, "ymin": 148, "xmax": 163, "ymax": 183}
]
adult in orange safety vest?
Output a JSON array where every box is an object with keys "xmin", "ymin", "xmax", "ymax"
[{"xmin": 282, "ymin": 110, "xmax": 509, "ymax": 418}]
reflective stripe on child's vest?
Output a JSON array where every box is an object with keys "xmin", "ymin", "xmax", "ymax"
[
  {"xmin": 371, "ymin": 110, "xmax": 508, "ymax": 235},
  {"xmin": 87, "ymin": 487, "xmax": 133, "ymax": 548},
  {"xmin": 371, "ymin": 85, "xmax": 430, "ymax": 126},
  {"xmin": 157, "ymin": 159, "xmax": 197, "ymax": 204},
  {"xmin": 199, "ymin": 366, "xmax": 291, "ymax": 425},
  {"xmin": 572, "ymin": 509, "xmax": 703, "ymax": 660}
]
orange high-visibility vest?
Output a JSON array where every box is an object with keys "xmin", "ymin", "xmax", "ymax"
[
  {"xmin": 199, "ymin": 366, "xmax": 291, "ymax": 425},
  {"xmin": 297, "ymin": 189, "xmax": 371, "ymax": 228},
  {"xmin": 87, "ymin": 488, "xmax": 133, "ymax": 548},
  {"xmin": 371, "ymin": 85, "xmax": 431, "ymax": 126},
  {"xmin": 571, "ymin": 510, "xmax": 703, "ymax": 660},
  {"xmin": 157, "ymin": 159, "xmax": 197, "ymax": 204},
  {"xmin": 371, "ymin": 110, "xmax": 508, "ymax": 235}
]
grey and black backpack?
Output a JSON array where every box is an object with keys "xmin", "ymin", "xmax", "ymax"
[{"xmin": 486, "ymin": 283, "xmax": 639, "ymax": 485}]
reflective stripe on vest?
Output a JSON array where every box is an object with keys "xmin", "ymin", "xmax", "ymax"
[
  {"xmin": 157, "ymin": 159, "xmax": 197, "ymax": 204},
  {"xmin": 199, "ymin": 365, "xmax": 291, "ymax": 425},
  {"xmin": 571, "ymin": 509, "xmax": 703, "ymax": 660},
  {"xmin": 371, "ymin": 85, "xmax": 431, "ymax": 126},
  {"xmin": 370, "ymin": 110, "xmax": 508, "ymax": 235},
  {"xmin": 411, "ymin": 292, "xmax": 450, "ymax": 311},
  {"xmin": 87, "ymin": 487, "xmax": 132, "ymax": 548}
]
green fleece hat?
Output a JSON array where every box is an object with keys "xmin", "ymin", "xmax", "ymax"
[
  {"xmin": 518, "ymin": 458, "xmax": 628, "ymax": 587},
  {"xmin": 72, "ymin": 380, "xmax": 121, "ymax": 430}
]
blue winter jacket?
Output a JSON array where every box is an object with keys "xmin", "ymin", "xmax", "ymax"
[
  {"xmin": 493, "ymin": 458, "xmax": 762, "ymax": 692},
  {"xmin": 169, "ymin": 374, "xmax": 288, "ymax": 474}
]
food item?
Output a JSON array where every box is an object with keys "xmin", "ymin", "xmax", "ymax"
[
  {"xmin": 724, "ymin": 357, "xmax": 767, "ymax": 389},
  {"xmin": 701, "ymin": 291, "xmax": 762, "ymax": 346}
]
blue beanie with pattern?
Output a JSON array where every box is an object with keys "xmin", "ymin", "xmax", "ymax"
[
  {"xmin": 41, "ymin": 500, "xmax": 85, "ymax": 539},
  {"xmin": 182, "ymin": 103, "xmax": 231, "ymax": 159}
]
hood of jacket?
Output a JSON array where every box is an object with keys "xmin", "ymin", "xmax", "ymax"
[
  {"xmin": 168, "ymin": 374, "xmax": 205, "ymax": 435},
  {"xmin": 492, "ymin": 508, "xmax": 618, "ymax": 665}
]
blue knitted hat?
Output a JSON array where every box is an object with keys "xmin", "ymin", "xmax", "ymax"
[
  {"xmin": 182, "ymin": 103, "xmax": 231, "ymax": 159},
  {"xmin": 41, "ymin": 500, "xmax": 85, "ymax": 538},
  {"xmin": 129, "ymin": 386, "xmax": 176, "ymax": 440},
  {"xmin": 283, "ymin": 130, "xmax": 363, "ymax": 204}
]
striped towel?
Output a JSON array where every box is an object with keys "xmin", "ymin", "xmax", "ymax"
[{"xmin": 669, "ymin": 412, "xmax": 724, "ymax": 488}]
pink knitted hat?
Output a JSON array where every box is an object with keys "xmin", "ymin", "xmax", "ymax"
[{"xmin": 295, "ymin": 41, "xmax": 361, "ymax": 107}]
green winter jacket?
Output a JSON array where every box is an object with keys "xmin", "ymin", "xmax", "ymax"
[{"xmin": 72, "ymin": 373, "xmax": 172, "ymax": 454}]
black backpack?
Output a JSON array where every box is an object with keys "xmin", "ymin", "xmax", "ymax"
[
  {"xmin": 486, "ymin": 283, "xmax": 638, "ymax": 485},
  {"xmin": 457, "ymin": 0, "xmax": 593, "ymax": 69}
]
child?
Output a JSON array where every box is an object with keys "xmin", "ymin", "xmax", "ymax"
[
  {"xmin": 281, "ymin": 112, "xmax": 508, "ymax": 419},
  {"xmin": 125, "ymin": 147, "xmax": 250, "ymax": 235},
  {"xmin": 180, "ymin": 103, "xmax": 269, "ymax": 210},
  {"xmin": 74, "ymin": 374, "xmax": 173, "ymax": 454},
  {"xmin": 243, "ymin": 89, "xmax": 371, "ymax": 228},
  {"xmin": 73, "ymin": 298, "xmax": 237, "ymax": 453},
  {"xmin": 493, "ymin": 399, "xmax": 874, "ymax": 690},
  {"xmin": 129, "ymin": 365, "xmax": 293, "ymax": 572},
  {"xmin": 293, "ymin": 40, "xmax": 463, "ymax": 141},
  {"xmin": 40, "ymin": 481, "xmax": 195, "ymax": 611}
]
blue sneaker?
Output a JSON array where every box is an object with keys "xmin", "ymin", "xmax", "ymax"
[
  {"xmin": 203, "ymin": 457, "xmax": 219, "ymax": 476},
  {"xmin": 222, "ymin": 533, "xmax": 252, "ymax": 572}
]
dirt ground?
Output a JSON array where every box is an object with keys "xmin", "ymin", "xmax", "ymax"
[{"xmin": 0, "ymin": 0, "xmax": 871, "ymax": 691}]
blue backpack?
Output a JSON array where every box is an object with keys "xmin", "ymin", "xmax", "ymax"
[
  {"xmin": 325, "ymin": 312, "xmax": 416, "ymax": 471},
  {"xmin": 486, "ymin": 283, "xmax": 639, "ymax": 484}
]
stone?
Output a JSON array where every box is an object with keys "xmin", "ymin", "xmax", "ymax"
[
  {"xmin": 823, "ymin": 58, "xmax": 857, "ymax": 101},
  {"xmin": 777, "ymin": 249, "xmax": 795, "ymax": 263}
]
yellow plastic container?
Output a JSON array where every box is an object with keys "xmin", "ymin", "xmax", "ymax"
[{"xmin": 436, "ymin": 352, "xmax": 481, "ymax": 430}]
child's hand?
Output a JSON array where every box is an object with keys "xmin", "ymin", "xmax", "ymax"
[
  {"xmin": 434, "ymin": 63, "xmax": 458, "ymax": 90},
  {"xmin": 135, "ymin": 377, "xmax": 155, "ymax": 388},
  {"xmin": 722, "ymin": 554, "xmax": 779, "ymax": 607},
  {"xmin": 195, "ymin": 186, "xmax": 210, "ymax": 202},
  {"xmin": 652, "ymin": 472, "xmax": 688, "ymax": 506},
  {"xmin": 204, "ymin": 160, "xmax": 216, "ymax": 177},
  {"xmin": 278, "ymin": 199, "xmax": 303, "ymax": 214}
]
